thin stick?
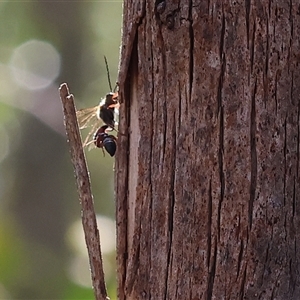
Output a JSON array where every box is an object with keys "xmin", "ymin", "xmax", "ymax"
[
  {"xmin": 59, "ymin": 83, "xmax": 109, "ymax": 300},
  {"xmin": 104, "ymin": 55, "xmax": 112, "ymax": 91}
]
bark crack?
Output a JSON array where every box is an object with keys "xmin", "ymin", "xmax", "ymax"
[
  {"xmin": 250, "ymin": 21, "xmax": 256, "ymax": 74},
  {"xmin": 265, "ymin": 17, "xmax": 269, "ymax": 76},
  {"xmin": 275, "ymin": 71, "xmax": 279, "ymax": 115},
  {"xmin": 188, "ymin": 0, "xmax": 194, "ymax": 101},
  {"xmin": 249, "ymin": 78, "xmax": 257, "ymax": 230},
  {"xmin": 217, "ymin": 104, "xmax": 225, "ymax": 240},
  {"xmin": 245, "ymin": 0, "xmax": 251, "ymax": 48},
  {"xmin": 292, "ymin": 178, "xmax": 296, "ymax": 217},
  {"xmin": 284, "ymin": 118, "xmax": 287, "ymax": 206},
  {"xmin": 289, "ymin": 0, "xmax": 294, "ymax": 46},
  {"xmin": 236, "ymin": 239, "xmax": 244, "ymax": 279},
  {"xmin": 162, "ymin": 100, "xmax": 167, "ymax": 160},
  {"xmin": 217, "ymin": 10, "xmax": 226, "ymax": 238},
  {"xmin": 149, "ymin": 41, "xmax": 154, "ymax": 206},
  {"xmin": 207, "ymin": 237, "xmax": 217, "ymax": 300},
  {"xmin": 239, "ymin": 263, "xmax": 247, "ymax": 299},
  {"xmin": 207, "ymin": 179, "xmax": 213, "ymax": 269},
  {"xmin": 164, "ymin": 110, "xmax": 177, "ymax": 300},
  {"xmin": 297, "ymin": 85, "xmax": 300, "ymax": 178},
  {"xmin": 262, "ymin": 242, "xmax": 270, "ymax": 285},
  {"xmin": 219, "ymin": 7, "xmax": 225, "ymax": 62}
]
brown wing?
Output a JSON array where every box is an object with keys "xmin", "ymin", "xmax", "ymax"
[
  {"xmin": 76, "ymin": 105, "xmax": 102, "ymax": 149},
  {"xmin": 76, "ymin": 105, "xmax": 99, "ymax": 129},
  {"xmin": 76, "ymin": 93, "xmax": 119, "ymax": 149},
  {"xmin": 82, "ymin": 120, "xmax": 102, "ymax": 149}
]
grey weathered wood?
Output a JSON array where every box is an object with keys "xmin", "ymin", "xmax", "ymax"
[{"xmin": 60, "ymin": 84, "xmax": 109, "ymax": 300}]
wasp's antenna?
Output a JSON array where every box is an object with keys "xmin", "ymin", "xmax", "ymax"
[
  {"xmin": 113, "ymin": 82, "xmax": 119, "ymax": 93},
  {"xmin": 104, "ymin": 55, "xmax": 112, "ymax": 92}
]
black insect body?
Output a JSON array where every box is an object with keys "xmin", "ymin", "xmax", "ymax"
[
  {"xmin": 98, "ymin": 92, "xmax": 119, "ymax": 129},
  {"xmin": 76, "ymin": 56, "xmax": 119, "ymax": 154},
  {"xmin": 76, "ymin": 91, "xmax": 119, "ymax": 149},
  {"xmin": 93, "ymin": 125, "xmax": 117, "ymax": 157}
]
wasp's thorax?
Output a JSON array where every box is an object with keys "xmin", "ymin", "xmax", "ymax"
[{"xmin": 97, "ymin": 92, "xmax": 119, "ymax": 128}]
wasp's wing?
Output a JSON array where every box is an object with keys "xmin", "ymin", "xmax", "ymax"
[
  {"xmin": 81, "ymin": 119, "xmax": 102, "ymax": 149},
  {"xmin": 76, "ymin": 105, "xmax": 102, "ymax": 150},
  {"xmin": 76, "ymin": 96, "xmax": 119, "ymax": 150},
  {"xmin": 76, "ymin": 106, "xmax": 99, "ymax": 129}
]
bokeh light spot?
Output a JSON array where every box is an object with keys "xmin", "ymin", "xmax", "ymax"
[
  {"xmin": 66, "ymin": 215, "xmax": 116, "ymax": 287},
  {"xmin": 9, "ymin": 40, "xmax": 61, "ymax": 90},
  {"xmin": 67, "ymin": 215, "xmax": 116, "ymax": 256}
]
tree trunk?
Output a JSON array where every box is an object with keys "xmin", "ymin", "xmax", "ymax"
[{"xmin": 116, "ymin": 1, "xmax": 300, "ymax": 299}]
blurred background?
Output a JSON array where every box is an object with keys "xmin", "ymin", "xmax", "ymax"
[{"xmin": 0, "ymin": 1, "xmax": 122, "ymax": 299}]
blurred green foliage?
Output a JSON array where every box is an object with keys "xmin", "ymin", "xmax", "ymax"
[{"xmin": 0, "ymin": 1, "xmax": 122, "ymax": 299}]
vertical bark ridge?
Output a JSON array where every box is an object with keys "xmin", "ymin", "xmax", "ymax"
[
  {"xmin": 283, "ymin": 117, "xmax": 287, "ymax": 206},
  {"xmin": 249, "ymin": 78, "xmax": 257, "ymax": 230},
  {"xmin": 217, "ymin": 104, "xmax": 225, "ymax": 240},
  {"xmin": 236, "ymin": 239, "xmax": 244, "ymax": 279},
  {"xmin": 207, "ymin": 179, "xmax": 213, "ymax": 269},
  {"xmin": 217, "ymin": 10, "xmax": 226, "ymax": 239},
  {"xmin": 164, "ymin": 110, "xmax": 177, "ymax": 300},
  {"xmin": 188, "ymin": 0, "xmax": 194, "ymax": 101},
  {"xmin": 250, "ymin": 21, "xmax": 256, "ymax": 75},
  {"xmin": 207, "ymin": 237, "xmax": 217, "ymax": 300},
  {"xmin": 297, "ymin": 82, "xmax": 300, "ymax": 178},
  {"xmin": 219, "ymin": 10, "xmax": 225, "ymax": 62},
  {"xmin": 239, "ymin": 263, "xmax": 247, "ymax": 298},
  {"xmin": 245, "ymin": 0, "xmax": 251, "ymax": 46}
]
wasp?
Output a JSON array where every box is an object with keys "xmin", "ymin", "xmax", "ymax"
[
  {"xmin": 93, "ymin": 125, "xmax": 117, "ymax": 156},
  {"xmin": 76, "ymin": 56, "xmax": 119, "ymax": 155}
]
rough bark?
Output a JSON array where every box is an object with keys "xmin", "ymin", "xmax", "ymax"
[{"xmin": 116, "ymin": 1, "xmax": 300, "ymax": 299}]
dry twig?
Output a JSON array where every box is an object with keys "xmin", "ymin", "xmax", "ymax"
[{"xmin": 59, "ymin": 83, "xmax": 109, "ymax": 300}]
